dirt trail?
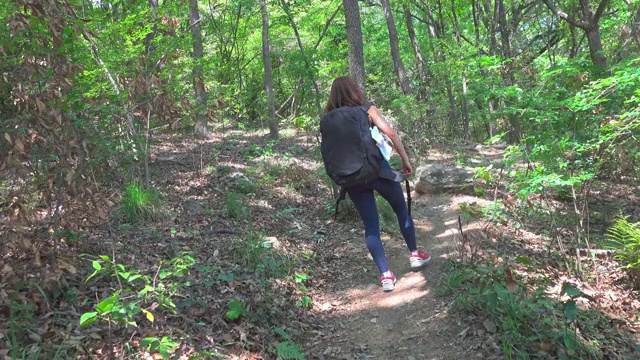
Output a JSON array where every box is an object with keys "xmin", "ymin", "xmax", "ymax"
[{"xmin": 308, "ymin": 193, "xmax": 490, "ymax": 360}]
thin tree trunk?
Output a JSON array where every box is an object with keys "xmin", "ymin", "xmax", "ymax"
[
  {"xmin": 633, "ymin": 4, "xmax": 640, "ymax": 49},
  {"xmin": 259, "ymin": 0, "xmax": 278, "ymax": 138},
  {"xmin": 403, "ymin": 5, "xmax": 427, "ymax": 85},
  {"xmin": 380, "ymin": 0, "xmax": 411, "ymax": 94},
  {"xmin": 425, "ymin": 4, "xmax": 457, "ymax": 126},
  {"xmin": 343, "ymin": 0, "xmax": 366, "ymax": 93},
  {"xmin": 190, "ymin": 0, "xmax": 209, "ymax": 137},
  {"xmin": 280, "ymin": 0, "xmax": 322, "ymax": 115},
  {"xmin": 497, "ymin": 0, "xmax": 515, "ymax": 85},
  {"xmin": 450, "ymin": 0, "xmax": 470, "ymax": 139}
]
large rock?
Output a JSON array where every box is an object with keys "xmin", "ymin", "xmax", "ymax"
[{"xmin": 414, "ymin": 163, "xmax": 475, "ymax": 194}]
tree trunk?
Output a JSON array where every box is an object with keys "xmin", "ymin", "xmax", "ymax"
[
  {"xmin": 585, "ymin": 26, "xmax": 607, "ymax": 69},
  {"xmin": 190, "ymin": 0, "xmax": 209, "ymax": 137},
  {"xmin": 497, "ymin": 0, "xmax": 515, "ymax": 84},
  {"xmin": 380, "ymin": 0, "xmax": 411, "ymax": 94},
  {"xmin": 541, "ymin": 0, "xmax": 609, "ymax": 70},
  {"xmin": 403, "ymin": 5, "xmax": 427, "ymax": 85},
  {"xmin": 450, "ymin": 0, "xmax": 470, "ymax": 139},
  {"xmin": 259, "ymin": 0, "xmax": 278, "ymax": 138},
  {"xmin": 342, "ymin": 0, "xmax": 366, "ymax": 93}
]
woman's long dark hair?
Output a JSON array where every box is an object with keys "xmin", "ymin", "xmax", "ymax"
[{"xmin": 325, "ymin": 76, "xmax": 366, "ymax": 113}]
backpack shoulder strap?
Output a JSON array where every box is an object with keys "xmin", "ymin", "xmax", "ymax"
[{"xmin": 405, "ymin": 179, "xmax": 412, "ymax": 217}]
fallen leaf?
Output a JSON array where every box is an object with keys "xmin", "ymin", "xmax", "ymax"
[
  {"xmin": 321, "ymin": 303, "xmax": 333, "ymax": 312},
  {"xmin": 57, "ymin": 259, "xmax": 77, "ymax": 274},
  {"xmin": 538, "ymin": 342, "xmax": 552, "ymax": 352},
  {"xmin": 370, "ymin": 318, "xmax": 377, "ymax": 323},
  {"xmin": 504, "ymin": 265, "xmax": 518, "ymax": 292},
  {"xmin": 28, "ymin": 331, "xmax": 42, "ymax": 343},
  {"xmin": 14, "ymin": 139, "xmax": 24, "ymax": 153},
  {"xmin": 1, "ymin": 264, "xmax": 13, "ymax": 276},
  {"xmin": 35, "ymin": 97, "xmax": 46, "ymax": 114}
]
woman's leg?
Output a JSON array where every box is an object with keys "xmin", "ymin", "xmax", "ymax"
[
  {"xmin": 346, "ymin": 186, "xmax": 389, "ymax": 273},
  {"xmin": 371, "ymin": 178, "xmax": 418, "ymax": 252}
]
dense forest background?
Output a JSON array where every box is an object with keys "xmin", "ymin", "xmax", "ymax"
[
  {"xmin": 1, "ymin": 0, "xmax": 640, "ymax": 359},
  {"xmin": 2, "ymin": 0, "xmax": 639, "ymax": 217}
]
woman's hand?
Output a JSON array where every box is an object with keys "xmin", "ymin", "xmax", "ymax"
[
  {"xmin": 402, "ymin": 161, "xmax": 413, "ymax": 177},
  {"xmin": 368, "ymin": 105, "xmax": 413, "ymax": 178}
]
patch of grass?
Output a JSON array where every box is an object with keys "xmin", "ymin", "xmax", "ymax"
[
  {"xmin": 226, "ymin": 192, "xmax": 246, "ymax": 220},
  {"xmin": 261, "ymin": 160, "xmax": 287, "ymax": 178},
  {"xmin": 233, "ymin": 175, "xmax": 257, "ymax": 194},
  {"xmin": 121, "ymin": 182, "xmax": 161, "ymax": 223},
  {"xmin": 237, "ymin": 224, "xmax": 292, "ymax": 281},
  {"xmin": 217, "ymin": 164, "xmax": 232, "ymax": 175}
]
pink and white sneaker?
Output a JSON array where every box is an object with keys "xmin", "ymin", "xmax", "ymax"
[
  {"xmin": 380, "ymin": 272, "xmax": 396, "ymax": 292},
  {"xmin": 410, "ymin": 249, "xmax": 432, "ymax": 271}
]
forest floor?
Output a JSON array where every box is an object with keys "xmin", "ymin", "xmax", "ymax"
[{"xmin": 1, "ymin": 127, "xmax": 640, "ymax": 359}]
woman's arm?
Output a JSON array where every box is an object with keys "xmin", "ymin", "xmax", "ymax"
[{"xmin": 367, "ymin": 105, "xmax": 413, "ymax": 177}]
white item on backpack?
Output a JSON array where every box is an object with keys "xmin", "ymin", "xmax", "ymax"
[{"xmin": 370, "ymin": 126, "xmax": 393, "ymax": 161}]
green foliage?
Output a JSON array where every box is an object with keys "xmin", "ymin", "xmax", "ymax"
[
  {"xmin": 275, "ymin": 206, "xmax": 303, "ymax": 220},
  {"xmin": 293, "ymin": 270, "xmax": 313, "ymax": 308},
  {"xmin": 80, "ymin": 252, "xmax": 195, "ymax": 334},
  {"xmin": 605, "ymin": 216, "xmax": 640, "ymax": 287},
  {"xmin": 225, "ymin": 299, "xmax": 247, "ymax": 321},
  {"xmin": 445, "ymin": 261, "xmax": 601, "ymax": 359},
  {"xmin": 272, "ymin": 327, "xmax": 306, "ymax": 360},
  {"xmin": 52, "ymin": 228, "xmax": 82, "ymax": 246},
  {"xmin": 6, "ymin": 299, "xmax": 36, "ymax": 358},
  {"xmin": 237, "ymin": 226, "xmax": 291, "ymax": 279},
  {"xmin": 276, "ymin": 341, "xmax": 306, "ymax": 360},
  {"xmin": 140, "ymin": 336, "xmax": 179, "ymax": 359},
  {"xmin": 122, "ymin": 183, "xmax": 161, "ymax": 223}
]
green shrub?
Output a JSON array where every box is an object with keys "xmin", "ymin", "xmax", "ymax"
[{"xmin": 445, "ymin": 260, "xmax": 601, "ymax": 359}]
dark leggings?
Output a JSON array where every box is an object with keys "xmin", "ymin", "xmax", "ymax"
[{"xmin": 346, "ymin": 177, "xmax": 417, "ymax": 273}]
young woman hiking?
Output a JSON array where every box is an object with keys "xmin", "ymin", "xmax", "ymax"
[{"xmin": 325, "ymin": 76, "xmax": 431, "ymax": 292}]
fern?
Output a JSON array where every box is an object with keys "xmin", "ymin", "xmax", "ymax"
[
  {"xmin": 606, "ymin": 216, "xmax": 640, "ymax": 267},
  {"xmin": 272, "ymin": 327, "xmax": 291, "ymax": 341},
  {"xmin": 606, "ymin": 216, "xmax": 640, "ymax": 288},
  {"xmin": 276, "ymin": 341, "xmax": 305, "ymax": 360}
]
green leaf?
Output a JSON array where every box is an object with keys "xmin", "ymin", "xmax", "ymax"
[
  {"xmin": 92, "ymin": 261, "xmax": 102, "ymax": 271},
  {"xmin": 97, "ymin": 293, "xmax": 119, "ymax": 314},
  {"xmin": 226, "ymin": 299, "xmax": 245, "ymax": 321},
  {"xmin": 80, "ymin": 311, "xmax": 98, "ymax": 327},
  {"xmin": 561, "ymin": 283, "xmax": 586, "ymax": 299},
  {"xmin": 141, "ymin": 337, "xmax": 159, "ymax": 347},
  {"xmin": 217, "ymin": 272, "xmax": 234, "ymax": 282},
  {"xmin": 514, "ymin": 256, "xmax": 531, "ymax": 265},
  {"xmin": 563, "ymin": 300, "xmax": 578, "ymax": 322},
  {"xmin": 139, "ymin": 285, "xmax": 154, "ymax": 297}
]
